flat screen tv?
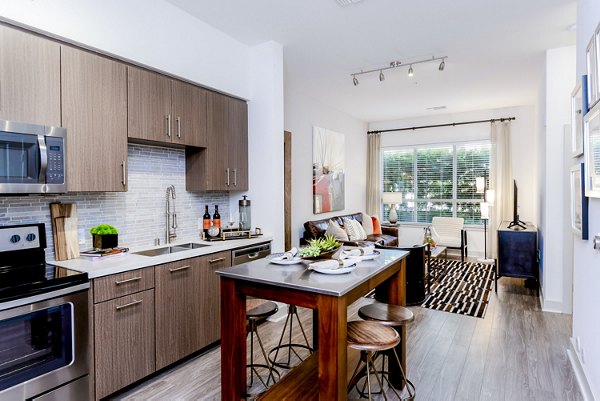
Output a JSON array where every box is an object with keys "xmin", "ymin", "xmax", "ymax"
[{"xmin": 508, "ymin": 179, "xmax": 526, "ymax": 229}]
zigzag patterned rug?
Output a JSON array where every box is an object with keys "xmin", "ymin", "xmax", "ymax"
[{"xmin": 422, "ymin": 259, "xmax": 495, "ymax": 318}]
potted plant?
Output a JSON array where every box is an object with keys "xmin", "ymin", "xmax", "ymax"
[{"xmin": 90, "ymin": 224, "xmax": 119, "ymax": 250}]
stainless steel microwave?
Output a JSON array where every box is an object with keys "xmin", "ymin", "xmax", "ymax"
[{"xmin": 0, "ymin": 120, "xmax": 66, "ymax": 194}]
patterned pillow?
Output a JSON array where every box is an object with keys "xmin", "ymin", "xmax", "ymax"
[
  {"xmin": 343, "ymin": 217, "xmax": 367, "ymax": 241},
  {"xmin": 325, "ymin": 219, "xmax": 349, "ymax": 241},
  {"xmin": 361, "ymin": 212, "xmax": 374, "ymax": 235}
]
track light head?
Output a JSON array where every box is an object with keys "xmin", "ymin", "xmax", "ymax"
[
  {"xmin": 353, "ymin": 75, "xmax": 359, "ymax": 86},
  {"xmin": 379, "ymin": 71, "xmax": 385, "ymax": 82},
  {"xmin": 439, "ymin": 59, "xmax": 445, "ymax": 71},
  {"xmin": 408, "ymin": 65, "xmax": 414, "ymax": 77}
]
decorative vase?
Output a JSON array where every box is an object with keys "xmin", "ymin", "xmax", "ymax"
[{"xmin": 93, "ymin": 234, "xmax": 118, "ymax": 250}]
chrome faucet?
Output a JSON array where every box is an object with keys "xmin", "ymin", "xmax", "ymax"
[{"xmin": 166, "ymin": 185, "xmax": 177, "ymax": 244}]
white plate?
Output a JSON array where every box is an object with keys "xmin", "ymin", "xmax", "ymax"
[
  {"xmin": 310, "ymin": 265, "xmax": 357, "ymax": 274},
  {"xmin": 267, "ymin": 254, "xmax": 304, "ymax": 265}
]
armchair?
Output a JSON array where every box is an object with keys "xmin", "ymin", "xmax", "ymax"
[{"xmin": 430, "ymin": 217, "xmax": 468, "ymax": 262}]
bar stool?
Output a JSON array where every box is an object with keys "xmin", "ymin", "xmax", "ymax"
[
  {"xmin": 354, "ymin": 303, "xmax": 416, "ymax": 400},
  {"xmin": 268, "ymin": 304, "xmax": 313, "ymax": 369},
  {"xmin": 246, "ymin": 299, "xmax": 281, "ymax": 394}
]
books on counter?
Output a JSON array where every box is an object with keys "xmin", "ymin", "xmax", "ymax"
[{"xmin": 80, "ymin": 247, "xmax": 129, "ymax": 258}]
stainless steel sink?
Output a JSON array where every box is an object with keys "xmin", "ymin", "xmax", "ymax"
[
  {"xmin": 176, "ymin": 242, "xmax": 211, "ymax": 249},
  {"xmin": 132, "ymin": 243, "xmax": 210, "ymax": 257}
]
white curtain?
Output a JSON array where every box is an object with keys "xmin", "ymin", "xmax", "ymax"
[
  {"xmin": 366, "ymin": 133, "xmax": 381, "ymax": 216},
  {"xmin": 489, "ymin": 120, "xmax": 513, "ymax": 258}
]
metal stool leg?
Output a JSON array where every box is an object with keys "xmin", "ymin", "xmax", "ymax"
[
  {"xmin": 268, "ymin": 305, "xmax": 313, "ymax": 370},
  {"xmin": 246, "ymin": 320, "xmax": 281, "ymax": 395}
]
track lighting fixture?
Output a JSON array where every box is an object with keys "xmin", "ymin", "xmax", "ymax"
[{"xmin": 350, "ymin": 55, "xmax": 447, "ymax": 86}]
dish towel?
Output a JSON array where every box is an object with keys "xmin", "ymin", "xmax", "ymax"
[
  {"xmin": 342, "ymin": 245, "xmax": 375, "ymax": 257},
  {"xmin": 281, "ymin": 247, "xmax": 299, "ymax": 260},
  {"xmin": 309, "ymin": 257, "xmax": 361, "ymax": 270}
]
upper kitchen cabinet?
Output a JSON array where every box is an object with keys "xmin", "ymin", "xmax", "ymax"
[
  {"xmin": 186, "ymin": 92, "xmax": 248, "ymax": 191},
  {"xmin": 61, "ymin": 46, "xmax": 128, "ymax": 192},
  {"xmin": 0, "ymin": 25, "xmax": 61, "ymax": 126},
  {"xmin": 128, "ymin": 67, "xmax": 207, "ymax": 147}
]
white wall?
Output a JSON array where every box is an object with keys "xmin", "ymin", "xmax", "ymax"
[
  {"xmin": 285, "ymin": 89, "xmax": 368, "ymax": 246},
  {"xmin": 369, "ymin": 105, "xmax": 537, "ymax": 257},
  {"xmin": 0, "ymin": 0, "xmax": 285, "ymax": 250},
  {"xmin": 572, "ymin": 0, "xmax": 600, "ymax": 398},
  {"xmin": 540, "ymin": 46, "xmax": 576, "ymax": 313}
]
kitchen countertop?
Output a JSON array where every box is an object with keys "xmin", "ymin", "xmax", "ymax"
[
  {"xmin": 50, "ymin": 235, "xmax": 273, "ymax": 279},
  {"xmin": 216, "ymin": 248, "xmax": 408, "ymax": 296}
]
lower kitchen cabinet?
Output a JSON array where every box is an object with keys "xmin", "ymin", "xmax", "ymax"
[
  {"xmin": 155, "ymin": 251, "xmax": 231, "ymax": 369},
  {"xmin": 94, "ymin": 289, "xmax": 155, "ymax": 399}
]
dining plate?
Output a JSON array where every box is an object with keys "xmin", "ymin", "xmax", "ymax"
[
  {"xmin": 309, "ymin": 265, "xmax": 357, "ymax": 274},
  {"xmin": 267, "ymin": 254, "xmax": 304, "ymax": 265}
]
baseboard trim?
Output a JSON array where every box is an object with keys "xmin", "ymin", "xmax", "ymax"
[
  {"xmin": 568, "ymin": 337, "xmax": 596, "ymax": 401},
  {"xmin": 541, "ymin": 299, "xmax": 565, "ymax": 313}
]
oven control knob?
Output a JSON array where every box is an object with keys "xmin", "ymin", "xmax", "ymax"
[
  {"xmin": 9, "ymin": 234, "xmax": 21, "ymax": 244},
  {"xmin": 26, "ymin": 233, "xmax": 36, "ymax": 242}
]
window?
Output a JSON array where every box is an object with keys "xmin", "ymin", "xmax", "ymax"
[{"xmin": 382, "ymin": 142, "xmax": 490, "ymax": 225}]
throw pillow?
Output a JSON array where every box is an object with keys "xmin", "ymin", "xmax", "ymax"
[
  {"xmin": 325, "ymin": 219, "xmax": 349, "ymax": 241},
  {"xmin": 361, "ymin": 212, "xmax": 374, "ymax": 235},
  {"xmin": 371, "ymin": 215, "xmax": 382, "ymax": 235},
  {"xmin": 343, "ymin": 217, "xmax": 367, "ymax": 241}
]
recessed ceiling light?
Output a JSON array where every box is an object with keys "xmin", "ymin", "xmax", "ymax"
[
  {"xmin": 567, "ymin": 23, "xmax": 576, "ymax": 32},
  {"xmin": 335, "ymin": 0, "xmax": 363, "ymax": 6},
  {"xmin": 426, "ymin": 106, "xmax": 447, "ymax": 111}
]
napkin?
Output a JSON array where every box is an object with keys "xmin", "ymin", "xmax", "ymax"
[
  {"xmin": 281, "ymin": 247, "xmax": 299, "ymax": 260},
  {"xmin": 342, "ymin": 245, "xmax": 375, "ymax": 257},
  {"xmin": 309, "ymin": 257, "xmax": 361, "ymax": 270}
]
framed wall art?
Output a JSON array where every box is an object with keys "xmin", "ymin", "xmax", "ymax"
[
  {"xmin": 570, "ymin": 162, "xmax": 589, "ymax": 240},
  {"xmin": 584, "ymin": 101, "xmax": 600, "ymax": 198},
  {"xmin": 587, "ymin": 35, "xmax": 599, "ymax": 108},
  {"xmin": 571, "ymin": 80, "xmax": 584, "ymax": 157},
  {"xmin": 312, "ymin": 126, "xmax": 345, "ymax": 214}
]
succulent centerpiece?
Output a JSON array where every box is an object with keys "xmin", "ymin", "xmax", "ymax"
[
  {"xmin": 299, "ymin": 235, "xmax": 342, "ymax": 260},
  {"xmin": 90, "ymin": 224, "xmax": 119, "ymax": 250}
]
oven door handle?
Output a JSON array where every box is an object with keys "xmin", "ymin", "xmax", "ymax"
[{"xmin": 38, "ymin": 135, "xmax": 48, "ymax": 183}]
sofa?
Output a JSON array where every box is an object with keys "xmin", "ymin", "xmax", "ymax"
[{"xmin": 301, "ymin": 212, "xmax": 398, "ymax": 247}]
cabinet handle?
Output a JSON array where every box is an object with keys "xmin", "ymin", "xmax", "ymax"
[
  {"xmin": 176, "ymin": 116, "xmax": 181, "ymax": 138},
  {"xmin": 226, "ymin": 168, "xmax": 230, "ymax": 186},
  {"xmin": 115, "ymin": 276, "xmax": 142, "ymax": 285},
  {"xmin": 233, "ymin": 168, "xmax": 237, "ymax": 186},
  {"xmin": 209, "ymin": 257, "xmax": 226, "ymax": 264},
  {"xmin": 169, "ymin": 264, "xmax": 190, "ymax": 272},
  {"xmin": 121, "ymin": 161, "xmax": 126, "ymax": 187},
  {"xmin": 115, "ymin": 299, "xmax": 142, "ymax": 311},
  {"xmin": 166, "ymin": 114, "xmax": 172, "ymax": 137},
  {"xmin": 247, "ymin": 252, "xmax": 259, "ymax": 259}
]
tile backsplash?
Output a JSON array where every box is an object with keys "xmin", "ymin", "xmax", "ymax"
[{"xmin": 0, "ymin": 144, "xmax": 230, "ymax": 260}]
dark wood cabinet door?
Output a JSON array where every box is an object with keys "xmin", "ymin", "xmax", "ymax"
[
  {"xmin": 155, "ymin": 258, "xmax": 204, "ymax": 369},
  {"xmin": 127, "ymin": 66, "xmax": 172, "ymax": 143},
  {"xmin": 94, "ymin": 289, "xmax": 155, "ymax": 399},
  {"xmin": 61, "ymin": 46, "xmax": 128, "ymax": 192},
  {"xmin": 205, "ymin": 92, "xmax": 231, "ymax": 190},
  {"xmin": 172, "ymin": 80, "xmax": 207, "ymax": 147},
  {"xmin": 228, "ymin": 97, "xmax": 249, "ymax": 191},
  {"xmin": 0, "ymin": 25, "xmax": 61, "ymax": 126},
  {"xmin": 200, "ymin": 251, "xmax": 232, "ymax": 345}
]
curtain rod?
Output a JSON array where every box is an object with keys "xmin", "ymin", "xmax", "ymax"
[{"xmin": 367, "ymin": 117, "xmax": 516, "ymax": 135}]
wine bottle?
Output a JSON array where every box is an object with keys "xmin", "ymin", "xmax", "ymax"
[
  {"xmin": 213, "ymin": 205, "xmax": 221, "ymax": 235},
  {"xmin": 203, "ymin": 205, "xmax": 211, "ymax": 236}
]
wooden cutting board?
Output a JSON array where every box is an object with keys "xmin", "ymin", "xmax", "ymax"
[{"xmin": 50, "ymin": 202, "xmax": 80, "ymax": 261}]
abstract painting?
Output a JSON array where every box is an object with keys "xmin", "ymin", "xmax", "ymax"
[{"xmin": 313, "ymin": 126, "xmax": 345, "ymax": 214}]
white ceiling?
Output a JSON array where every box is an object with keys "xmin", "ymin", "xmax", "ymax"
[{"xmin": 165, "ymin": 0, "xmax": 576, "ymax": 122}]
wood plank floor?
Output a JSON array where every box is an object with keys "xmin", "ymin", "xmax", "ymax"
[{"xmin": 113, "ymin": 277, "xmax": 583, "ymax": 401}]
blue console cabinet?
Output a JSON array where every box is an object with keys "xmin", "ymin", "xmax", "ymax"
[{"xmin": 497, "ymin": 221, "xmax": 538, "ymax": 289}]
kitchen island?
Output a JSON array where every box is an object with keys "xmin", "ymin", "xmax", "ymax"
[{"xmin": 217, "ymin": 248, "xmax": 409, "ymax": 401}]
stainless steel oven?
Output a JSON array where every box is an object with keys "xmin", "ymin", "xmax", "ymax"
[
  {"xmin": 0, "ymin": 223, "xmax": 89, "ymax": 401},
  {"xmin": 0, "ymin": 120, "xmax": 66, "ymax": 194}
]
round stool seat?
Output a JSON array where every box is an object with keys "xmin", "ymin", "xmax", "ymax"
[
  {"xmin": 246, "ymin": 299, "xmax": 278, "ymax": 320},
  {"xmin": 358, "ymin": 303, "xmax": 414, "ymax": 327},
  {"xmin": 347, "ymin": 321, "xmax": 399, "ymax": 352}
]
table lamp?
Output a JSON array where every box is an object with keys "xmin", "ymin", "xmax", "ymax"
[{"xmin": 382, "ymin": 192, "xmax": 403, "ymax": 224}]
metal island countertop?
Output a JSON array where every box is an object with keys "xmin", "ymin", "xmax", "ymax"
[{"xmin": 216, "ymin": 248, "xmax": 409, "ymax": 296}]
